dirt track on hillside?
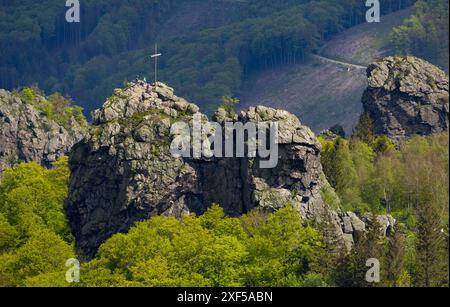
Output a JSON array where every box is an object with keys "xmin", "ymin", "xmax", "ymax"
[{"xmin": 239, "ymin": 9, "xmax": 413, "ymax": 134}]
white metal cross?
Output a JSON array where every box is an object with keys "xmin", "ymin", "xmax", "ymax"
[{"xmin": 151, "ymin": 43, "xmax": 162, "ymax": 85}]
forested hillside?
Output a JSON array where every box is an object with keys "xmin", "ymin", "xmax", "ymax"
[
  {"xmin": 239, "ymin": 8, "xmax": 415, "ymax": 133},
  {"xmin": 239, "ymin": 0, "xmax": 449, "ymax": 133},
  {"xmin": 390, "ymin": 0, "xmax": 449, "ymax": 71},
  {"xmin": 0, "ymin": 0, "xmax": 416, "ymax": 116},
  {"xmin": 1, "ymin": 131, "xmax": 448, "ymax": 287}
]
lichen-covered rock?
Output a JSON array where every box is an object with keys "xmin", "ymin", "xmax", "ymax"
[
  {"xmin": 319, "ymin": 129, "xmax": 339, "ymax": 141},
  {"xmin": 362, "ymin": 214, "xmax": 396, "ymax": 237},
  {"xmin": 363, "ymin": 56, "xmax": 449, "ymax": 144},
  {"xmin": 66, "ymin": 81, "xmax": 390, "ymax": 258},
  {"xmin": 0, "ymin": 89, "xmax": 87, "ymax": 172}
]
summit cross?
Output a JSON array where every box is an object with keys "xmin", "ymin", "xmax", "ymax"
[{"xmin": 150, "ymin": 43, "xmax": 162, "ymax": 85}]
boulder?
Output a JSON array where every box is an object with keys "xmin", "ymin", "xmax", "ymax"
[{"xmin": 362, "ymin": 56, "xmax": 449, "ymax": 145}]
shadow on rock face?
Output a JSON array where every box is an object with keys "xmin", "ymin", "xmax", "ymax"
[
  {"xmin": 65, "ymin": 81, "xmax": 395, "ymax": 259},
  {"xmin": 363, "ymin": 56, "xmax": 449, "ymax": 145}
]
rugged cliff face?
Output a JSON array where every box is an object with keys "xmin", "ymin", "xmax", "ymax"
[
  {"xmin": 0, "ymin": 89, "xmax": 87, "ymax": 172},
  {"xmin": 363, "ymin": 56, "xmax": 449, "ymax": 144},
  {"xmin": 67, "ymin": 81, "xmax": 379, "ymax": 258}
]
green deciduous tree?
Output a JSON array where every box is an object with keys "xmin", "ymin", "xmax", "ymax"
[
  {"xmin": 390, "ymin": 0, "xmax": 449, "ymax": 70},
  {"xmin": 0, "ymin": 159, "xmax": 74, "ymax": 286},
  {"xmin": 79, "ymin": 205, "xmax": 324, "ymax": 287}
]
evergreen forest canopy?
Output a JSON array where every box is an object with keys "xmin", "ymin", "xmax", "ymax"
[{"xmin": 0, "ymin": 0, "xmax": 425, "ymax": 115}]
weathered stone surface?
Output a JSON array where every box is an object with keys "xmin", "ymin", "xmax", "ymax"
[
  {"xmin": 66, "ymin": 81, "xmax": 391, "ymax": 258},
  {"xmin": 363, "ymin": 56, "xmax": 449, "ymax": 145},
  {"xmin": 0, "ymin": 89, "xmax": 87, "ymax": 172},
  {"xmin": 362, "ymin": 214, "xmax": 396, "ymax": 237},
  {"xmin": 318, "ymin": 129, "xmax": 339, "ymax": 141},
  {"xmin": 337, "ymin": 211, "xmax": 394, "ymax": 246}
]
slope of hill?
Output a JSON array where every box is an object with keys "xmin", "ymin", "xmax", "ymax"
[
  {"xmin": 319, "ymin": 9, "xmax": 413, "ymax": 66},
  {"xmin": 157, "ymin": 0, "xmax": 246, "ymax": 41},
  {"xmin": 239, "ymin": 9, "xmax": 413, "ymax": 133},
  {"xmin": 0, "ymin": 0, "xmax": 415, "ymax": 119}
]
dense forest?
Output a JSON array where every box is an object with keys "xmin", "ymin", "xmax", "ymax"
[
  {"xmin": 0, "ymin": 126, "xmax": 448, "ymax": 287},
  {"xmin": 0, "ymin": 0, "xmax": 417, "ymax": 115},
  {"xmin": 390, "ymin": 0, "xmax": 449, "ymax": 70}
]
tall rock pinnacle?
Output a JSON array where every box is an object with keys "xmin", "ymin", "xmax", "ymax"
[{"xmin": 362, "ymin": 56, "xmax": 449, "ymax": 144}]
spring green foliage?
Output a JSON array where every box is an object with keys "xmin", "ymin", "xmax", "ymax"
[
  {"xmin": 320, "ymin": 184, "xmax": 341, "ymax": 210},
  {"xmin": 0, "ymin": 130, "xmax": 448, "ymax": 287},
  {"xmin": 15, "ymin": 87, "xmax": 87, "ymax": 129},
  {"xmin": 219, "ymin": 96, "xmax": 240, "ymax": 117},
  {"xmin": 320, "ymin": 137, "xmax": 367, "ymax": 213},
  {"xmin": 0, "ymin": 160, "xmax": 325, "ymax": 287},
  {"xmin": 320, "ymin": 131, "xmax": 449, "ymax": 286},
  {"xmin": 320, "ymin": 132, "xmax": 449, "ymax": 222},
  {"xmin": 79, "ymin": 205, "xmax": 323, "ymax": 287},
  {"xmin": 390, "ymin": 0, "xmax": 449, "ymax": 70},
  {"xmin": 0, "ymin": 159, "xmax": 75, "ymax": 286},
  {"xmin": 0, "ymin": 0, "xmax": 416, "ymax": 114}
]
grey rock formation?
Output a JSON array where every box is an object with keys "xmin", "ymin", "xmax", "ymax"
[
  {"xmin": 66, "ymin": 81, "xmax": 391, "ymax": 258},
  {"xmin": 0, "ymin": 89, "xmax": 87, "ymax": 172},
  {"xmin": 363, "ymin": 56, "xmax": 449, "ymax": 144},
  {"xmin": 362, "ymin": 214, "xmax": 396, "ymax": 237},
  {"xmin": 319, "ymin": 129, "xmax": 339, "ymax": 141}
]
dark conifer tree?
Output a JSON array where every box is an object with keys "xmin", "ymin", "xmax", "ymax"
[
  {"xmin": 316, "ymin": 210, "xmax": 346, "ymax": 284},
  {"xmin": 382, "ymin": 229, "xmax": 406, "ymax": 287},
  {"xmin": 333, "ymin": 214, "xmax": 384, "ymax": 287},
  {"xmin": 353, "ymin": 112, "xmax": 375, "ymax": 146},
  {"xmin": 415, "ymin": 203, "xmax": 448, "ymax": 287}
]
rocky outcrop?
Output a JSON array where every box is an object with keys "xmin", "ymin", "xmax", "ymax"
[
  {"xmin": 319, "ymin": 129, "xmax": 339, "ymax": 141},
  {"xmin": 66, "ymin": 81, "xmax": 391, "ymax": 258},
  {"xmin": 0, "ymin": 89, "xmax": 87, "ymax": 172},
  {"xmin": 337, "ymin": 211, "xmax": 396, "ymax": 249},
  {"xmin": 362, "ymin": 56, "xmax": 449, "ymax": 144}
]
